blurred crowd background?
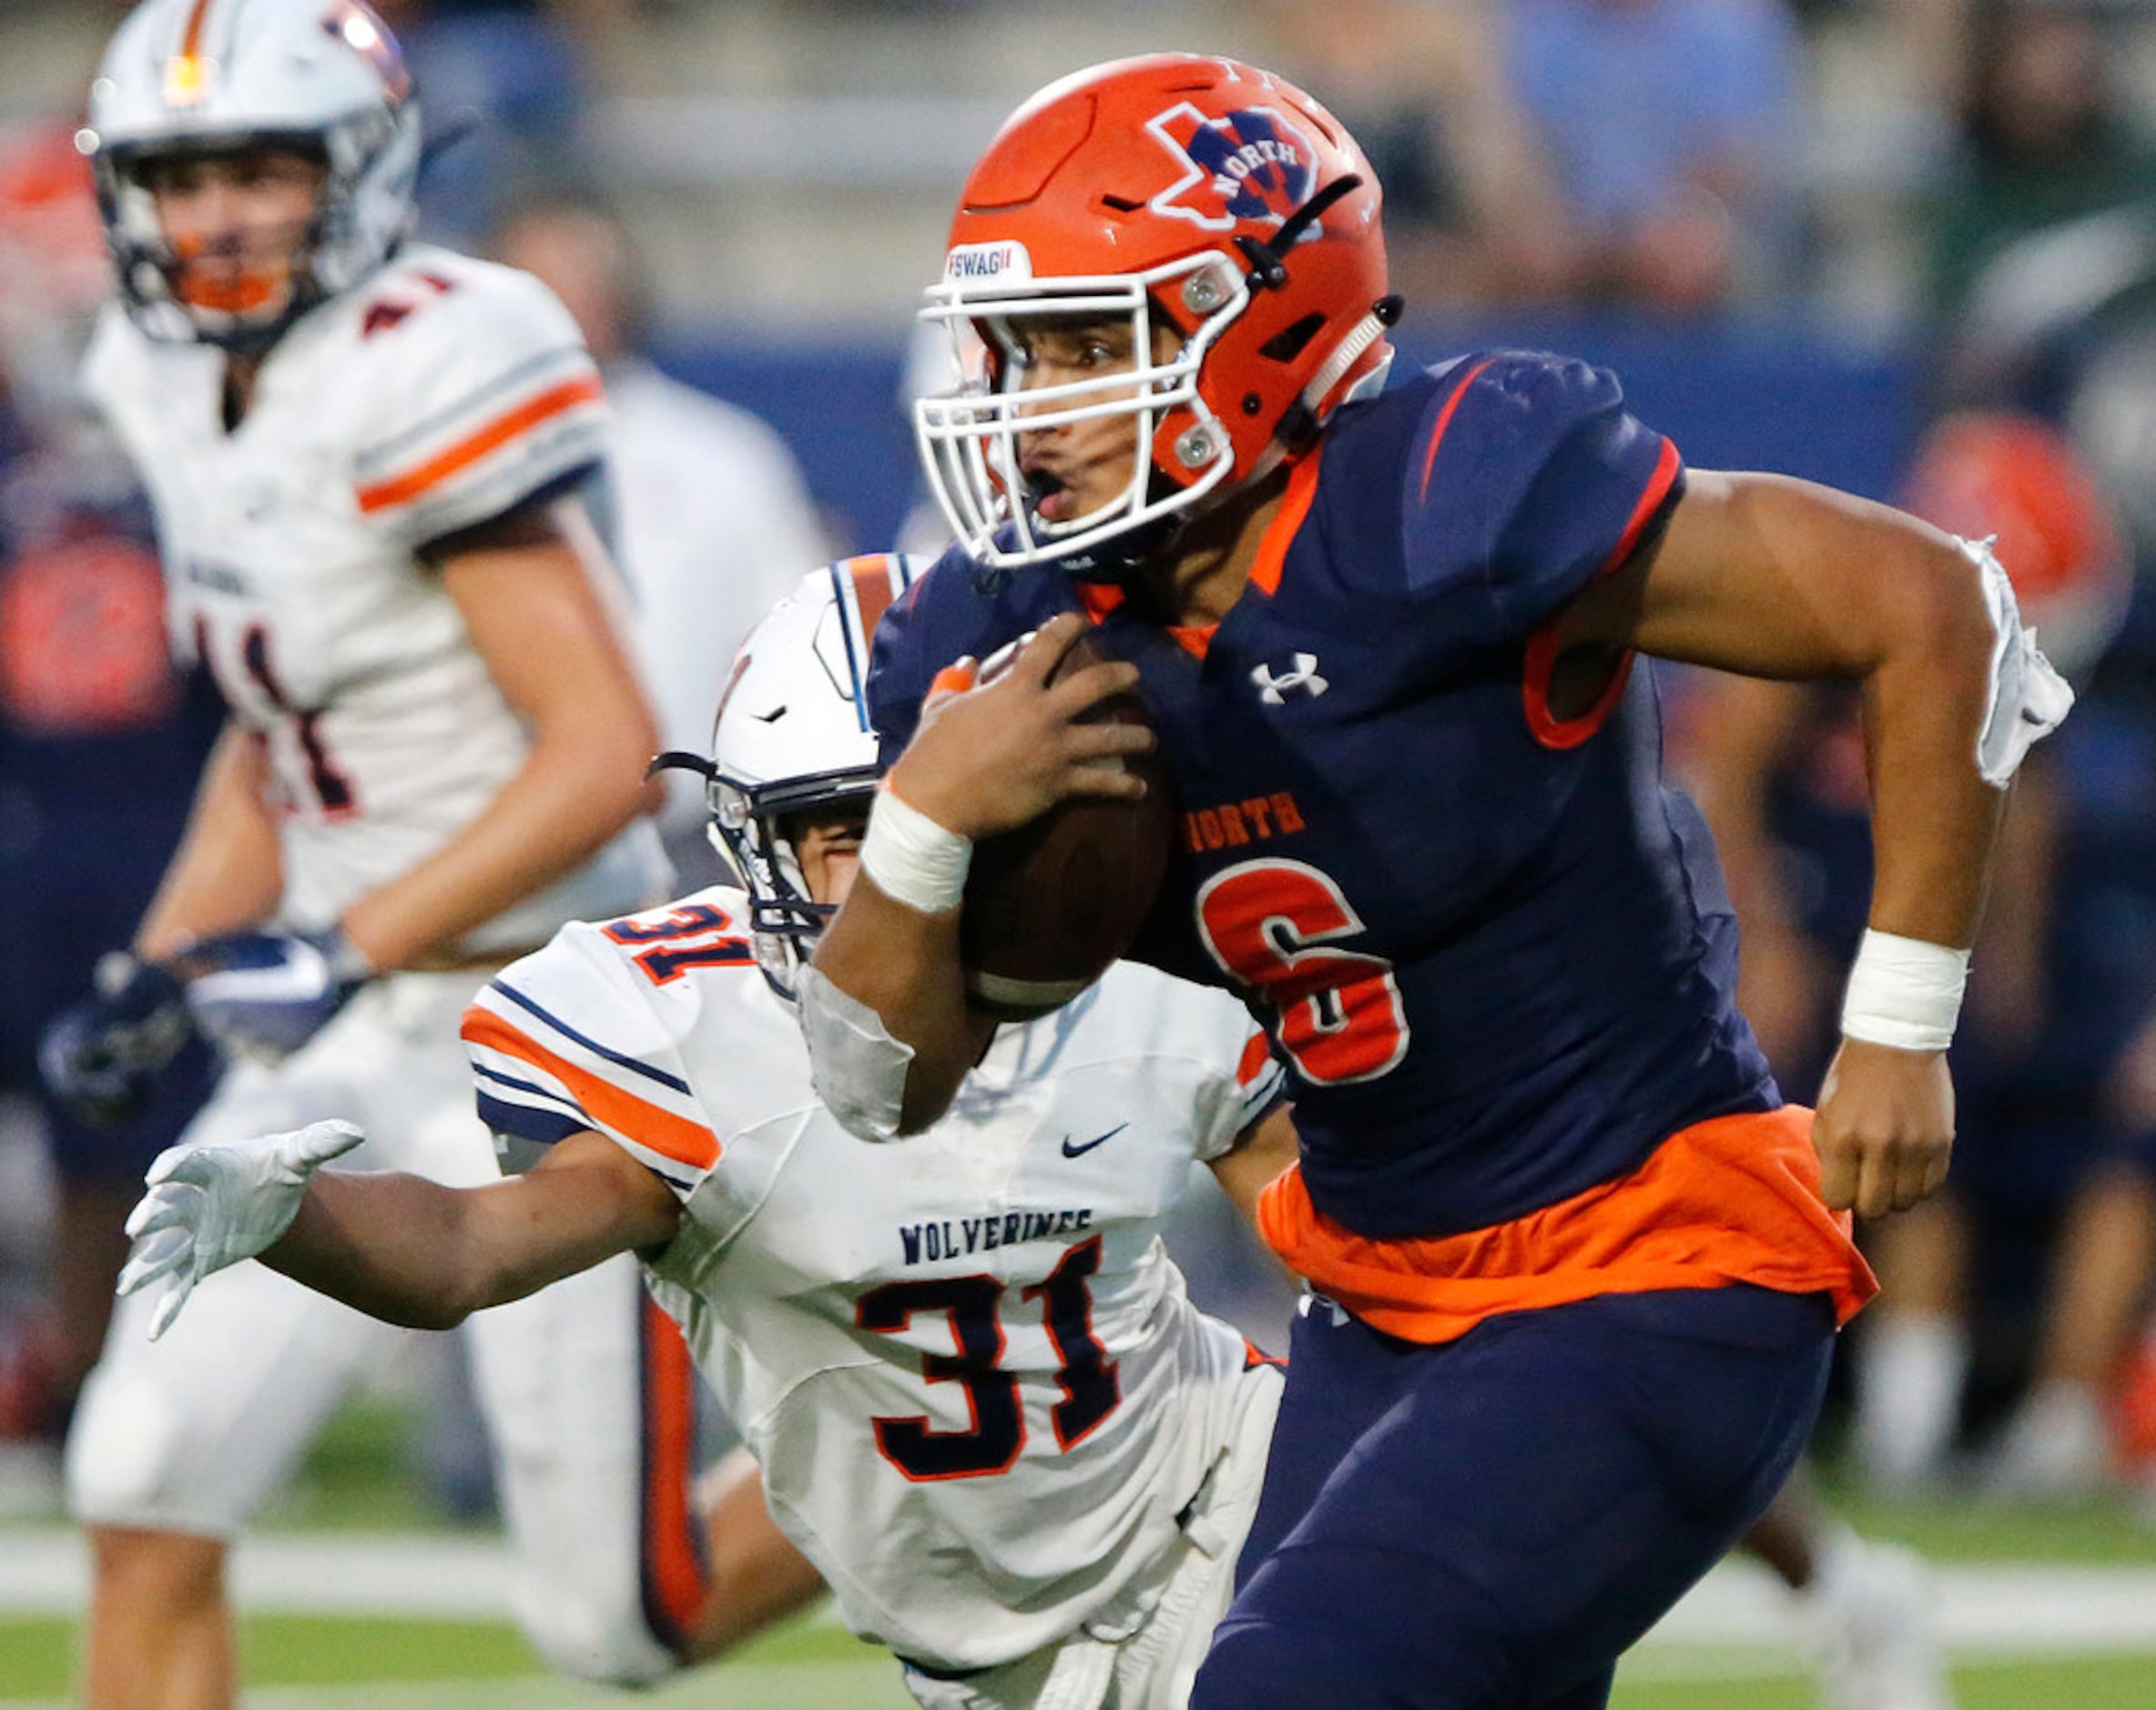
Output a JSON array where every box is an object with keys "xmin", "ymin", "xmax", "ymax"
[{"xmin": 7, "ymin": 0, "xmax": 2156, "ymax": 1539}]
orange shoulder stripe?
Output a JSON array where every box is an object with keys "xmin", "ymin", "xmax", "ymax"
[
  {"xmin": 1598, "ymin": 434, "xmax": 1683, "ymax": 575},
  {"xmin": 1417, "ymin": 357, "xmax": 1497, "ymax": 504},
  {"xmin": 355, "ymin": 373, "xmax": 605, "ymax": 515},
  {"xmin": 1517, "ymin": 433, "xmax": 1683, "ymax": 751},
  {"xmin": 459, "ymin": 1004, "xmax": 719, "ymax": 1173}
]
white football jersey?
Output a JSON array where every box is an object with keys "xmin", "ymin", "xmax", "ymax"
[
  {"xmin": 462, "ymin": 889, "xmax": 1286, "ymax": 1671},
  {"xmin": 82, "ymin": 244, "xmax": 666, "ymax": 952}
]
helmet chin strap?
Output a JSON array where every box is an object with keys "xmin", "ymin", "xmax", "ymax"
[
  {"xmin": 1048, "ymin": 508, "xmax": 1185, "ymax": 585},
  {"xmin": 646, "ymin": 749, "xmax": 717, "ymax": 783},
  {"xmin": 1047, "ymin": 462, "xmax": 1283, "ymax": 587}
]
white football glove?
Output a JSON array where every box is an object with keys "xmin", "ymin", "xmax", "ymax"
[
  {"xmin": 117, "ymin": 1119, "xmax": 367, "ymax": 1339},
  {"xmin": 177, "ymin": 927, "xmax": 372, "ymax": 1062}
]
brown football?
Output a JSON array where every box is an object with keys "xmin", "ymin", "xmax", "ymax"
[{"xmin": 960, "ymin": 627, "xmax": 1176, "ymax": 1020}]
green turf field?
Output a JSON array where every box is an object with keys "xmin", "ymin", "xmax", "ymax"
[
  {"xmin": 8, "ymin": 1609, "xmax": 2156, "ymax": 1708},
  {"xmin": 7, "ymin": 1398, "xmax": 2156, "ymax": 1706},
  {"xmin": 0, "ymin": 1610, "xmax": 920, "ymax": 1705}
]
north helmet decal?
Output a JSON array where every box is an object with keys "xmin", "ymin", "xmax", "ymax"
[{"xmin": 1145, "ymin": 102, "xmax": 1317, "ymax": 232}]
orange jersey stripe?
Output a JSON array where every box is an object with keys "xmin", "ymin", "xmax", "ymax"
[
  {"xmin": 460, "ymin": 1005, "xmax": 720, "ymax": 1172},
  {"xmin": 354, "ymin": 373, "xmax": 604, "ymax": 515},
  {"xmin": 1257, "ymin": 1104, "xmax": 1876, "ymax": 1345},
  {"xmin": 1517, "ymin": 433, "xmax": 1681, "ymax": 751},
  {"xmin": 178, "ymin": 0, "xmax": 216, "ymax": 57},
  {"xmin": 638, "ymin": 1297, "xmax": 707, "ymax": 1650},
  {"xmin": 1598, "ymin": 434, "xmax": 1683, "ymax": 575},
  {"xmin": 1164, "ymin": 621, "xmax": 1211, "ymax": 662},
  {"xmin": 846, "ymin": 554, "xmax": 899, "ymax": 639},
  {"xmin": 1520, "ymin": 625, "xmax": 1635, "ymax": 751},
  {"xmin": 1246, "ymin": 444, "xmax": 1323, "ymax": 600},
  {"xmin": 1417, "ymin": 357, "xmax": 1498, "ymax": 504},
  {"xmin": 1143, "ymin": 446, "xmax": 1327, "ymax": 664},
  {"xmin": 1075, "ymin": 582, "xmax": 1124, "ymax": 624}
]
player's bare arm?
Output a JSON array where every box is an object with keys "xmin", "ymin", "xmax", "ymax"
[
  {"xmin": 808, "ymin": 612, "xmax": 1150, "ymax": 1133},
  {"xmin": 122, "ymin": 1122, "xmax": 680, "ymax": 1338},
  {"xmin": 132, "ymin": 721, "xmax": 285, "ymax": 959},
  {"xmin": 1206, "ymin": 1104, "xmax": 1301, "ymax": 1232},
  {"xmin": 1558, "ymin": 471, "xmax": 2011, "ymax": 1217},
  {"xmin": 269, "ymin": 1128, "xmax": 677, "ymax": 1325},
  {"xmin": 336, "ymin": 499, "xmax": 663, "ymax": 972}
]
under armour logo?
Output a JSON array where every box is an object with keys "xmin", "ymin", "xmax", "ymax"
[{"xmin": 1250, "ymin": 653, "xmax": 1328, "ymax": 704}]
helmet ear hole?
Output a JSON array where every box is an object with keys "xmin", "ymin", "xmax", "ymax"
[{"xmin": 1259, "ymin": 314, "xmax": 1326, "ymax": 363}]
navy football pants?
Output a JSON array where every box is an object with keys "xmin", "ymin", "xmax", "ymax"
[{"xmin": 1193, "ymin": 1283, "xmax": 1835, "ymax": 1709}]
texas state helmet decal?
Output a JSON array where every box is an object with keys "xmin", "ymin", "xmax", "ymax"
[{"xmin": 1147, "ymin": 102, "xmax": 1318, "ymax": 232}]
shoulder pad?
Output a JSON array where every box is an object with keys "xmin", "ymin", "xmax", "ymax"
[
  {"xmin": 1400, "ymin": 351, "xmax": 1682, "ymax": 639},
  {"xmin": 341, "ymin": 253, "xmax": 609, "ymax": 546}
]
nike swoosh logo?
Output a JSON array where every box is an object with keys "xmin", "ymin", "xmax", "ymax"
[{"xmin": 1061, "ymin": 1124, "xmax": 1127, "ymax": 1159}]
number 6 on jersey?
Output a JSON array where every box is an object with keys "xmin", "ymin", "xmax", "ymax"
[{"xmin": 1196, "ymin": 859, "xmax": 1409, "ymax": 1085}]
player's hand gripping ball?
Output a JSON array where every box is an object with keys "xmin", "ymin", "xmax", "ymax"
[{"xmin": 960, "ymin": 627, "xmax": 1176, "ymax": 1020}]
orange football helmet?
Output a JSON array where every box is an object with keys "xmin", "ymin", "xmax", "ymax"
[
  {"xmin": 1900, "ymin": 410, "xmax": 2130, "ymax": 678},
  {"xmin": 914, "ymin": 54, "xmax": 1396, "ymax": 575}
]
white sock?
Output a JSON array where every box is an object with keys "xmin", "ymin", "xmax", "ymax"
[
  {"xmin": 1988, "ymin": 1377, "xmax": 2110, "ymax": 1497},
  {"xmin": 1853, "ymin": 1314, "xmax": 1969, "ymax": 1490}
]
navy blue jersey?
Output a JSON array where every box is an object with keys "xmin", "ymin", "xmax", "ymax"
[{"xmin": 873, "ymin": 352, "xmax": 1779, "ymax": 1240}]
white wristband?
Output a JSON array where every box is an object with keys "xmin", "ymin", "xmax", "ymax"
[
  {"xmin": 859, "ymin": 788, "xmax": 972, "ymax": 916},
  {"xmin": 1839, "ymin": 929, "xmax": 1970, "ymax": 1053}
]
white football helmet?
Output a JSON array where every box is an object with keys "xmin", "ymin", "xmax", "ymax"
[
  {"xmin": 79, "ymin": 0, "xmax": 422, "ymax": 349},
  {"xmin": 691, "ymin": 554, "xmax": 925, "ymax": 999}
]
